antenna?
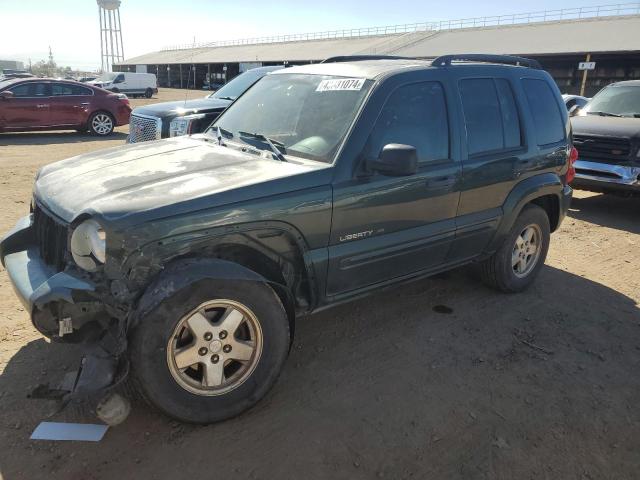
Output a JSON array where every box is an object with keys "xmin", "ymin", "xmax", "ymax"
[{"xmin": 97, "ymin": 0, "xmax": 125, "ymax": 72}]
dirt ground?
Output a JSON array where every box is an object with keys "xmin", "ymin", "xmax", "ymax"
[{"xmin": 0, "ymin": 89, "xmax": 639, "ymax": 480}]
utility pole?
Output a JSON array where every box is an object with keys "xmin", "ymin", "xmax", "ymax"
[
  {"xmin": 48, "ymin": 46, "xmax": 55, "ymax": 76},
  {"xmin": 580, "ymin": 53, "xmax": 591, "ymax": 97}
]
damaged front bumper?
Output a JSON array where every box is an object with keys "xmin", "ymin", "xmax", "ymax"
[
  {"xmin": 573, "ymin": 160, "xmax": 640, "ymax": 194},
  {"xmin": 1, "ymin": 215, "xmax": 126, "ymax": 400}
]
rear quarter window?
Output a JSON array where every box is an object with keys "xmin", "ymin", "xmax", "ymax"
[{"xmin": 521, "ymin": 78, "xmax": 565, "ymax": 145}]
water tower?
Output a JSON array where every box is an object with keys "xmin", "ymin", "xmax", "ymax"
[{"xmin": 97, "ymin": 0, "xmax": 124, "ymax": 72}]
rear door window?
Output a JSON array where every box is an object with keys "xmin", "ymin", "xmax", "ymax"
[
  {"xmin": 368, "ymin": 81, "xmax": 449, "ymax": 163},
  {"xmin": 52, "ymin": 83, "xmax": 92, "ymax": 96},
  {"xmin": 459, "ymin": 78, "xmax": 522, "ymax": 156},
  {"xmin": 521, "ymin": 78, "xmax": 565, "ymax": 145},
  {"xmin": 8, "ymin": 82, "xmax": 49, "ymax": 97}
]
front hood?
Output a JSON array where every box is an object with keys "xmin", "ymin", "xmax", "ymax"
[
  {"xmin": 134, "ymin": 98, "xmax": 231, "ymax": 117},
  {"xmin": 571, "ymin": 115, "xmax": 640, "ymax": 139},
  {"xmin": 34, "ymin": 136, "xmax": 330, "ymax": 224}
]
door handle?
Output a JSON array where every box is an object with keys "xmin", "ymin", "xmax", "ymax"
[
  {"xmin": 80, "ymin": 102, "xmax": 90, "ymax": 105},
  {"xmin": 36, "ymin": 104, "xmax": 49, "ymax": 108},
  {"xmin": 427, "ymin": 176, "xmax": 456, "ymax": 188}
]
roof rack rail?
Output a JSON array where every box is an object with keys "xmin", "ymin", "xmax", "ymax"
[
  {"xmin": 321, "ymin": 55, "xmax": 418, "ymax": 63},
  {"xmin": 431, "ymin": 54, "xmax": 542, "ymax": 69}
]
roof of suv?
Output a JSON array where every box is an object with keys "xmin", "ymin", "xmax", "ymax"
[
  {"xmin": 275, "ymin": 57, "xmax": 541, "ymax": 80},
  {"xmin": 273, "ymin": 59, "xmax": 433, "ymax": 80}
]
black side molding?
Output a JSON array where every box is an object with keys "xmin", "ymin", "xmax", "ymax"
[{"xmin": 432, "ymin": 54, "xmax": 542, "ymax": 69}]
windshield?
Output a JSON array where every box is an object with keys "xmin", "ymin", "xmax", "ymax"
[
  {"xmin": 583, "ymin": 85, "xmax": 640, "ymax": 117},
  {"xmin": 209, "ymin": 69, "xmax": 269, "ymax": 101},
  {"xmin": 212, "ymin": 73, "xmax": 372, "ymax": 163},
  {"xmin": 98, "ymin": 72, "xmax": 117, "ymax": 82}
]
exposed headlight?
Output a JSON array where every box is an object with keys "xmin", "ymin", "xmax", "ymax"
[
  {"xmin": 169, "ymin": 114, "xmax": 205, "ymax": 137},
  {"xmin": 71, "ymin": 219, "xmax": 106, "ymax": 272}
]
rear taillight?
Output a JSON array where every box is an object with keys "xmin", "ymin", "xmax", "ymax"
[
  {"xmin": 114, "ymin": 93, "xmax": 129, "ymax": 106},
  {"xmin": 567, "ymin": 146, "xmax": 578, "ymax": 184}
]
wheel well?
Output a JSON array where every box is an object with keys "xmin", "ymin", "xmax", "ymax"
[
  {"xmin": 88, "ymin": 110, "xmax": 115, "ymax": 126},
  {"xmin": 172, "ymin": 238, "xmax": 311, "ymax": 334},
  {"xmin": 529, "ymin": 194, "xmax": 560, "ymax": 231}
]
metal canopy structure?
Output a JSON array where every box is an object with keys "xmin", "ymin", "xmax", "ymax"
[
  {"xmin": 118, "ymin": 14, "xmax": 640, "ymax": 66},
  {"xmin": 114, "ymin": 4, "xmax": 640, "ymax": 96},
  {"xmin": 98, "ymin": 0, "xmax": 125, "ymax": 72}
]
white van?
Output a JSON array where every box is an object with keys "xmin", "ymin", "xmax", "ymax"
[{"xmin": 90, "ymin": 72, "xmax": 158, "ymax": 98}]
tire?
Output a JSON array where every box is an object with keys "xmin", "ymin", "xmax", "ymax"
[
  {"xmin": 129, "ymin": 278, "xmax": 290, "ymax": 424},
  {"xmin": 479, "ymin": 204, "xmax": 550, "ymax": 293},
  {"xmin": 144, "ymin": 88, "xmax": 153, "ymax": 98},
  {"xmin": 88, "ymin": 111, "xmax": 115, "ymax": 136},
  {"xmin": 111, "ymin": 87, "xmax": 120, "ymax": 93}
]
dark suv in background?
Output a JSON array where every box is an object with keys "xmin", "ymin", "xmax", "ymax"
[
  {"xmin": 1, "ymin": 54, "xmax": 574, "ymax": 424},
  {"xmin": 570, "ymin": 80, "xmax": 640, "ymax": 195},
  {"xmin": 127, "ymin": 66, "xmax": 282, "ymax": 143}
]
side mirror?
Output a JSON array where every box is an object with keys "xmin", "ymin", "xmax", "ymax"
[
  {"xmin": 367, "ymin": 144, "xmax": 418, "ymax": 176},
  {"xmin": 0, "ymin": 91, "xmax": 14, "ymax": 100},
  {"xmin": 569, "ymin": 104, "xmax": 581, "ymax": 117}
]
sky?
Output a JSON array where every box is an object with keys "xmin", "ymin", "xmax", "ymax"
[{"xmin": 0, "ymin": 0, "xmax": 612, "ymax": 71}]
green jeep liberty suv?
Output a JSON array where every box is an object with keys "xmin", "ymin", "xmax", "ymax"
[{"xmin": 1, "ymin": 54, "xmax": 574, "ymax": 423}]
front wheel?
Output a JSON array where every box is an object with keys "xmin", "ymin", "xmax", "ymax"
[
  {"xmin": 129, "ymin": 279, "xmax": 290, "ymax": 424},
  {"xmin": 144, "ymin": 88, "xmax": 153, "ymax": 98},
  {"xmin": 479, "ymin": 204, "xmax": 550, "ymax": 292},
  {"xmin": 88, "ymin": 111, "xmax": 115, "ymax": 136}
]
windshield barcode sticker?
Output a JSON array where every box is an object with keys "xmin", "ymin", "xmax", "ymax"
[{"xmin": 316, "ymin": 78, "xmax": 366, "ymax": 92}]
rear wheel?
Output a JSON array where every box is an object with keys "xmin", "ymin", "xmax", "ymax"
[
  {"xmin": 479, "ymin": 204, "xmax": 550, "ymax": 292},
  {"xmin": 88, "ymin": 111, "xmax": 114, "ymax": 136},
  {"xmin": 144, "ymin": 88, "xmax": 153, "ymax": 98},
  {"xmin": 129, "ymin": 279, "xmax": 290, "ymax": 424}
]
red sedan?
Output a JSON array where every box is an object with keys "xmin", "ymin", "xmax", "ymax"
[{"xmin": 0, "ymin": 78, "xmax": 131, "ymax": 136}]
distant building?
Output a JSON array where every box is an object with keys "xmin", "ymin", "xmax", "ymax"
[
  {"xmin": 115, "ymin": 4, "xmax": 640, "ymax": 96},
  {"xmin": 0, "ymin": 60, "xmax": 25, "ymax": 71}
]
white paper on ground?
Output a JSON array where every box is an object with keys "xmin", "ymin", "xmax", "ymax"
[{"xmin": 30, "ymin": 422, "xmax": 109, "ymax": 442}]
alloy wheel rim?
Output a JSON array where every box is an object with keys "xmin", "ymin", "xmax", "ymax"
[
  {"xmin": 512, "ymin": 224, "xmax": 542, "ymax": 278},
  {"xmin": 167, "ymin": 300, "xmax": 263, "ymax": 396},
  {"xmin": 92, "ymin": 114, "xmax": 113, "ymax": 135}
]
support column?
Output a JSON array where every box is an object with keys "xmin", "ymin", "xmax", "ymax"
[{"xmin": 580, "ymin": 53, "xmax": 591, "ymax": 97}]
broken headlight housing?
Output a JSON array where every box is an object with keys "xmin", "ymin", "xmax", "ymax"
[
  {"xmin": 71, "ymin": 219, "xmax": 106, "ymax": 272},
  {"xmin": 169, "ymin": 114, "xmax": 205, "ymax": 137}
]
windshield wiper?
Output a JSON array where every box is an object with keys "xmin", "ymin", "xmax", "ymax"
[
  {"xmin": 238, "ymin": 131, "xmax": 287, "ymax": 161},
  {"xmin": 216, "ymin": 96, "xmax": 235, "ymax": 101},
  {"xmin": 587, "ymin": 111, "xmax": 623, "ymax": 117}
]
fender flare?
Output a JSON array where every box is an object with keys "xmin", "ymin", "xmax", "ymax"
[
  {"xmin": 131, "ymin": 257, "xmax": 295, "ymax": 340},
  {"xmin": 486, "ymin": 173, "xmax": 563, "ymax": 253}
]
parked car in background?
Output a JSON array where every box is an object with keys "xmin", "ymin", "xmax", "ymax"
[
  {"xmin": 89, "ymin": 72, "xmax": 158, "ymax": 98},
  {"xmin": 570, "ymin": 80, "xmax": 640, "ymax": 195},
  {"xmin": 202, "ymin": 80, "xmax": 224, "ymax": 91},
  {"xmin": 562, "ymin": 94, "xmax": 589, "ymax": 112},
  {"xmin": 0, "ymin": 77, "xmax": 131, "ymax": 135},
  {"xmin": 1, "ymin": 69, "xmax": 34, "ymax": 80},
  {"xmin": 127, "ymin": 65, "xmax": 282, "ymax": 143},
  {"xmin": 0, "ymin": 54, "xmax": 574, "ymax": 424},
  {"xmin": 79, "ymin": 76, "xmax": 97, "ymax": 83}
]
